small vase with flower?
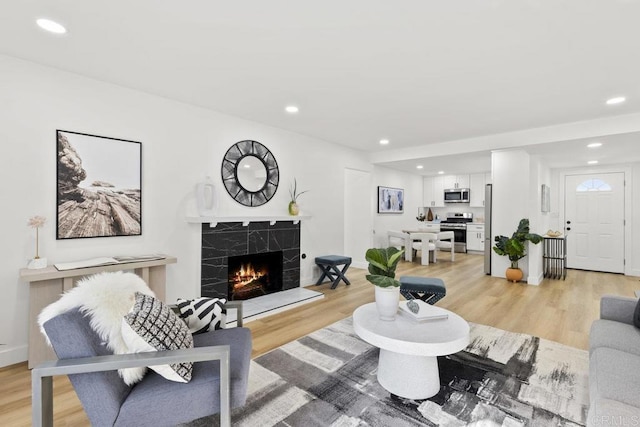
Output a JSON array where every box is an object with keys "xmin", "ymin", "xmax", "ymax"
[{"xmin": 27, "ymin": 215, "xmax": 47, "ymax": 269}]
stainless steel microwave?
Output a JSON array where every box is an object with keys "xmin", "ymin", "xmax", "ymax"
[{"xmin": 444, "ymin": 188, "xmax": 470, "ymax": 203}]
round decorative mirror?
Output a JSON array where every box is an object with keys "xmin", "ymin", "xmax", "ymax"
[{"xmin": 221, "ymin": 140, "xmax": 279, "ymax": 207}]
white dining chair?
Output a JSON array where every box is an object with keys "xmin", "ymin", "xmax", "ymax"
[
  {"xmin": 409, "ymin": 232, "xmax": 438, "ymax": 265},
  {"xmin": 436, "ymin": 231, "xmax": 455, "ymax": 262},
  {"xmin": 387, "ymin": 231, "xmax": 412, "ymax": 261}
]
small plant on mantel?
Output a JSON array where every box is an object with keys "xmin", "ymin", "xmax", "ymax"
[{"xmin": 288, "ymin": 178, "xmax": 308, "ymax": 216}]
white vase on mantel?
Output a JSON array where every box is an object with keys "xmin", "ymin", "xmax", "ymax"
[
  {"xmin": 196, "ymin": 176, "xmax": 216, "ymax": 217},
  {"xmin": 375, "ymin": 286, "xmax": 400, "ymax": 321}
]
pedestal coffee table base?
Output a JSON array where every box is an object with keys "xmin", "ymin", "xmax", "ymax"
[{"xmin": 377, "ymin": 349, "xmax": 440, "ymax": 399}]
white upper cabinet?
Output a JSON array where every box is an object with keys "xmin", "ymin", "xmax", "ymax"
[
  {"xmin": 469, "ymin": 173, "xmax": 486, "ymax": 207},
  {"xmin": 442, "ymin": 174, "xmax": 469, "ymax": 189},
  {"xmin": 423, "ymin": 175, "xmax": 445, "ymax": 207}
]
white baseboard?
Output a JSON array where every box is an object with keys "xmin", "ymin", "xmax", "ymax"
[
  {"xmin": 527, "ymin": 272, "xmax": 544, "ymax": 286},
  {"xmin": 0, "ymin": 344, "xmax": 28, "ymax": 368},
  {"xmin": 350, "ymin": 261, "xmax": 367, "ymax": 270}
]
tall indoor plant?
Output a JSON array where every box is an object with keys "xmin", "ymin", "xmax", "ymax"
[
  {"xmin": 365, "ymin": 247, "xmax": 404, "ymax": 320},
  {"xmin": 493, "ymin": 218, "xmax": 543, "ymax": 282}
]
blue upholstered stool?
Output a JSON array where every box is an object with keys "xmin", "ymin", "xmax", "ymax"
[
  {"xmin": 315, "ymin": 255, "xmax": 352, "ymax": 289},
  {"xmin": 399, "ymin": 276, "xmax": 446, "ymax": 305}
]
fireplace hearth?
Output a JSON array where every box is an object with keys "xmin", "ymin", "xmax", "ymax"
[{"xmin": 228, "ymin": 251, "xmax": 283, "ymax": 300}]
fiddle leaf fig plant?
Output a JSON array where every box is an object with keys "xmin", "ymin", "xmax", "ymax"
[
  {"xmin": 493, "ymin": 218, "xmax": 543, "ymax": 269},
  {"xmin": 365, "ymin": 247, "xmax": 405, "ymax": 288}
]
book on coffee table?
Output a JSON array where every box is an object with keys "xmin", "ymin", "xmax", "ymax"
[{"xmin": 399, "ymin": 300, "xmax": 449, "ymax": 322}]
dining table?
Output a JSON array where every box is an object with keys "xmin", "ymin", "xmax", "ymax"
[{"xmin": 400, "ymin": 230, "xmax": 455, "ymax": 263}]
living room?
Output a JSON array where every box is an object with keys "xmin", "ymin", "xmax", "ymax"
[{"xmin": 2, "ymin": 2, "xmax": 640, "ymax": 425}]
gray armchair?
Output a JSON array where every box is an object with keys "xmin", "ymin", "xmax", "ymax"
[{"xmin": 33, "ymin": 303, "xmax": 251, "ymax": 427}]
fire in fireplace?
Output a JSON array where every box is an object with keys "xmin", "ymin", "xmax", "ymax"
[{"xmin": 228, "ymin": 251, "xmax": 283, "ymax": 301}]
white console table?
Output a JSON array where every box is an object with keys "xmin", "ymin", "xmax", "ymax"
[{"xmin": 19, "ymin": 255, "xmax": 177, "ymax": 368}]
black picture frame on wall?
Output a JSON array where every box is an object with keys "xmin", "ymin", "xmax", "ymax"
[
  {"xmin": 377, "ymin": 186, "xmax": 404, "ymax": 214},
  {"xmin": 56, "ymin": 130, "xmax": 142, "ymax": 239}
]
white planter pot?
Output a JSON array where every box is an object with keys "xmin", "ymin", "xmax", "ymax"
[{"xmin": 375, "ymin": 286, "xmax": 400, "ymax": 321}]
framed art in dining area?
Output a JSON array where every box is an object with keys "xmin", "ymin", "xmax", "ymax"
[
  {"xmin": 377, "ymin": 186, "xmax": 404, "ymax": 214},
  {"xmin": 56, "ymin": 130, "xmax": 142, "ymax": 239}
]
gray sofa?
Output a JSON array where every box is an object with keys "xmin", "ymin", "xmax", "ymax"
[{"xmin": 588, "ymin": 295, "xmax": 640, "ymax": 426}]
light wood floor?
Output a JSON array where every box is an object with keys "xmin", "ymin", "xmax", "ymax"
[{"xmin": 1, "ymin": 253, "xmax": 638, "ymax": 426}]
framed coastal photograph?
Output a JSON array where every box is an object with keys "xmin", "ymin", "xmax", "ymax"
[
  {"xmin": 377, "ymin": 186, "xmax": 404, "ymax": 214},
  {"xmin": 56, "ymin": 130, "xmax": 142, "ymax": 239}
]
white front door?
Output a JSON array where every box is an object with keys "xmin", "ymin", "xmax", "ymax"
[
  {"xmin": 564, "ymin": 172, "xmax": 625, "ymax": 273},
  {"xmin": 344, "ymin": 168, "xmax": 372, "ymax": 268}
]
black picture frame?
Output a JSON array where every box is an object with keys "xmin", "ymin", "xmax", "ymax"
[
  {"xmin": 377, "ymin": 186, "xmax": 404, "ymax": 214},
  {"xmin": 56, "ymin": 130, "xmax": 142, "ymax": 239},
  {"xmin": 221, "ymin": 140, "xmax": 279, "ymax": 207}
]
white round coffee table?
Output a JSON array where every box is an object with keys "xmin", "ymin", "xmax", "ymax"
[{"xmin": 353, "ymin": 302, "xmax": 469, "ymax": 399}]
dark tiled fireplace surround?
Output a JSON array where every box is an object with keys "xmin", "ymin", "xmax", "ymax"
[{"xmin": 201, "ymin": 221, "xmax": 301, "ymax": 299}]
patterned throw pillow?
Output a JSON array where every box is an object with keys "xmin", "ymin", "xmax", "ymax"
[
  {"xmin": 122, "ymin": 292, "xmax": 194, "ymax": 383},
  {"xmin": 176, "ymin": 297, "xmax": 227, "ymax": 334}
]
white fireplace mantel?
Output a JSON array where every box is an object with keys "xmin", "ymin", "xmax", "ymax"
[{"xmin": 186, "ymin": 215, "xmax": 312, "ymax": 228}]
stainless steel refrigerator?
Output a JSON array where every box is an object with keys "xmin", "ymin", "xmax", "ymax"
[{"xmin": 484, "ymin": 184, "xmax": 492, "ymax": 275}]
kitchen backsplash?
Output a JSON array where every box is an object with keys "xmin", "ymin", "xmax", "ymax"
[{"xmin": 422, "ymin": 206, "xmax": 486, "ymax": 222}]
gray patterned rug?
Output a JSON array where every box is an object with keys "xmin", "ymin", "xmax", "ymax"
[{"xmin": 198, "ymin": 317, "xmax": 589, "ymax": 426}]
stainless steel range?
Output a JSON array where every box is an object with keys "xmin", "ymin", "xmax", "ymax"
[{"xmin": 440, "ymin": 212, "xmax": 473, "ymax": 253}]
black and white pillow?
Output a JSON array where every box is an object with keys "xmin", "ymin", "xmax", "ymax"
[
  {"xmin": 176, "ymin": 297, "xmax": 227, "ymax": 334},
  {"xmin": 122, "ymin": 292, "xmax": 194, "ymax": 383}
]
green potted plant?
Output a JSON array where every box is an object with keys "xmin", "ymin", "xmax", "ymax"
[
  {"xmin": 288, "ymin": 178, "xmax": 308, "ymax": 216},
  {"xmin": 365, "ymin": 247, "xmax": 405, "ymax": 320},
  {"xmin": 493, "ymin": 218, "xmax": 543, "ymax": 282}
]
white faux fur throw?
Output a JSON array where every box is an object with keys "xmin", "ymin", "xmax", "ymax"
[{"xmin": 38, "ymin": 271, "xmax": 155, "ymax": 385}]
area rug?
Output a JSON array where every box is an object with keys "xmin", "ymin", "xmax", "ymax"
[{"xmin": 193, "ymin": 317, "xmax": 589, "ymax": 426}]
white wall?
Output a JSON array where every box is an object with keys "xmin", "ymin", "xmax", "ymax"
[
  {"xmin": 371, "ymin": 166, "xmax": 424, "ymax": 247},
  {"xmin": 526, "ymin": 156, "xmax": 550, "ymax": 285},
  {"xmin": 0, "ymin": 54, "xmax": 371, "ymax": 367},
  {"xmin": 490, "ymin": 150, "xmax": 533, "ymax": 280}
]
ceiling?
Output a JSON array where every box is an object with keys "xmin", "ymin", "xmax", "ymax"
[{"xmin": 2, "ymin": 1, "xmax": 640, "ymax": 175}]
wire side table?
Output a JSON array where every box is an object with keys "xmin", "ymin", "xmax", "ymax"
[{"xmin": 543, "ymin": 236, "xmax": 567, "ymax": 280}]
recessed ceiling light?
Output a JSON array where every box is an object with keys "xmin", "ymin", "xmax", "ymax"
[
  {"xmin": 379, "ymin": 139, "xmax": 389, "ymax": 145},
  {"xmin": 36, "ymin": 18, "xmax": 67, "ymax": 34},
  {"xmin": 243, "ymin": 164, "xmax": 251, "ymax": 168},
  {"xmin": 416, "ymin": 165, "xmax": 424, "ymax": 169},
  {"xmin": 437, "ymin": 171, "xmax": 444, "ymax": 175},
  {"xmin": 588, "ymin": 160, "xmax": 599, "ymax": 165},
  {"xmin": 606, "ymin": 96, "xmax": 626, "ymax": 105},
  {"xmin": 285, "ymin": 105, "xmax": 299, "ymax": 114},
  {"xmin": 587, "ymin": 142, "xmax": 602, "ymax": 148}
]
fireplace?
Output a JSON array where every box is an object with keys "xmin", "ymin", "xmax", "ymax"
[
  {"xmin": 201, "ymin": 221, "xmax": 300, "ymax": 300},
  {"xmin": 227, "ymin": 251, "xmax": 283, "ymax": 300}
]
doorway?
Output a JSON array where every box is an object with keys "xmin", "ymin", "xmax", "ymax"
[{"xmin": 564, "ymin": 172, "xmax": 625, "ymax": 273}]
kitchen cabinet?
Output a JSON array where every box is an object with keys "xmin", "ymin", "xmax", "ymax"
[
  {"xmin": 466, "ymin": 224, "xmax": 484, "ymax": 252},
  {"xmin": 423, "ymin": 175, "xmax": 445, "ymax": 207},
  {"xmin": 469, "ymin": 173, "xmax": 487, "ymax": 207},
  {"xmin": 442, "ymin": 174, "xmax": 469, "ymax": 190}
]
